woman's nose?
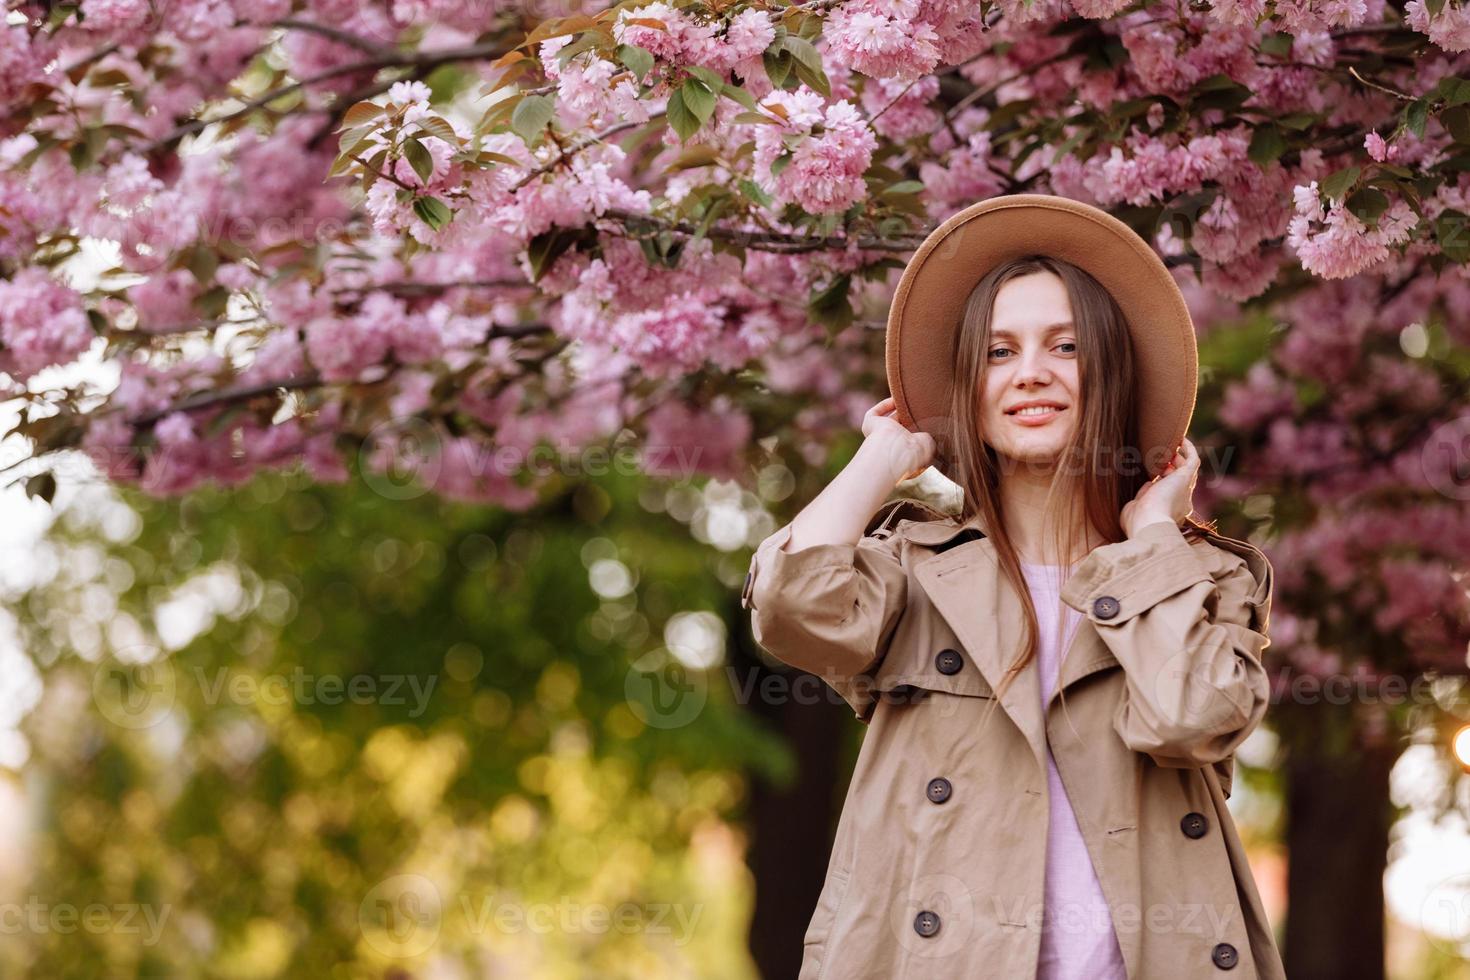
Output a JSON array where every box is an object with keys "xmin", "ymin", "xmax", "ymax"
[{"xmin": 1013, "ymin": 351, "xmax": 1051, "ymax": 386}]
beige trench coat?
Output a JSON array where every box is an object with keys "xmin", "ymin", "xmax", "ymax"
[{"xmin": 742, "ymin": 496, "xmax": 1285, "ymax": 980}]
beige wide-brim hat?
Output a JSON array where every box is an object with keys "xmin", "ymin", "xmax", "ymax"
[{"xmin": 885, "ymin": 193, "xmax": 1198, "ymax": 482}]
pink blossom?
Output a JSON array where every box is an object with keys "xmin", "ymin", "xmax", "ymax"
[
  {"xmin": 305, "ymin": 314, "xmax": 391, "ymax": 382},
  {"xmin": 0, "ymin": 269, "xmax": 93, "ymax": 381},
  {"xmin": 0, "ymin": 25, "xmax": 49, "ymax": 113},
  {"xmin": 860, "ymin": 76, "xmax": 941, "ymax": 142},
  {"xmin": 128, "ymin": 270, "xmax": 199, "ymax": 331},
  {"xmin": 641, "ymin": 396, "xmax": 752, "ymax": 480},
  {"xmin": 824, "ymin": 2, "xmax": 943, "ymax": 82},
  {"xmin": 753, "ymin": 89, "xmax": 876, "ymax": 214},
  {"xmin": 1288, "ymin": 189, "xmax": 1418, "ymax": 279},
  {"xmin": 1406, "ymin": 0, "xmax": 1470, "ymax": 51},
  {"xmin": 1364, "ymin": 131, "xmax": 1400, "ymax": 162}
]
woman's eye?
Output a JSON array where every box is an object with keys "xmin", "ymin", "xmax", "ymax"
[
  {"xmin": 988, "ymin": 348, "xmax": 1011, "ymax": 359},
  {"xmin": 1057, "ymin": 342, "xmax": 1077, "ymax": 353}
]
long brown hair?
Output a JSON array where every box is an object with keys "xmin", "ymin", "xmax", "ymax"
[{"xmin": 940, "ymin": 254, "xmax": 1149, "ymax": 710}]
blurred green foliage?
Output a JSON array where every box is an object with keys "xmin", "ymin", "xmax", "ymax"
[{"xmin": 3, "ymin": 465, "xmax": 786, "ymax": 978}]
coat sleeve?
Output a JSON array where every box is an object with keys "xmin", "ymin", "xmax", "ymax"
[
  {"xmin": 741, "ymin": 502, "xmax": 910, "ymax": 717},
  {"xmin": 1058, "ymin": 519, "xmax": 1274, "ymax": 768}
]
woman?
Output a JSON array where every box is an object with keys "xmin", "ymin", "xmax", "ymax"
[{"xmin": 742, "ymin": 196, "xmax": 1285, "ymax": 979}]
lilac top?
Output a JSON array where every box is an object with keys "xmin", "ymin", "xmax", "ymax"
[{"xmin": 1020, "ymin": 561, "xmax": 1128, "ymax": 980}]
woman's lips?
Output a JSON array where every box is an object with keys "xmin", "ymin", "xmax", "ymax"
[{"xmin": 1008, "ymin": 407, "xmax": 1066, "ymax": 426}]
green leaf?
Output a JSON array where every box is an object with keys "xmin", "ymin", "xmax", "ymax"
[
  {"xmin": 526, "ymin": 226, "xmax": 592, "ymax": 281},
  {"xmin": 1434, "ymin": 75, "xmax": 1470, "ymax": 104},
  {"xmin": 414, "ymin": 116, "xmax": 459, "ymax": 144},
  {"xmin": 1320, "ymin": 165, "xmax": 1360, "ymax": 202},
  {"xmin": 881, "ymin": 180, "xmax": 925, "ymax": 196},
  {"xmin": 680, "ymin": 79, "xmax": 718, "ymax": 126},
  {"xmin": 666, "ymin": 87, "xmax": 699, "ymax": 141},
  {"xmin": 1277, "ymin": 112, "xmax": 1318, "ymax": 131},
  {"xmin": 1260, "ymin": 32, "xmax": 1294, "ymax": 57},
  {"xmin": 808, "ymin": 274, "xmax": 853, "ymax": 330},
  {"xmin": 510, "ymin": 94, "xmax": 556, "ymax": 146},
  {"xmin": 762, "ymin": 47, "xmax": 791, "ymax": 90},
  {"xmin": 404, "ymin": 138, "xmax": 435, "ymax": 184},
  {"xmin": 1443, "ymin": 104, "xmax": 1470, "ymax": 144},
  {"xmin": 685, "ymin": 65, "xmax": 725, "ymax": 91},
  {"xmin": 556, "ymin": 33, "xmax": 600, "ymax": 68},
  {"xmin": 691, "ymin": 194, "xmax": 731, "ymax": 244},
  {"xmin": 1435, "ymin": 209, "xmax": 1470, "ymax": 261},
  {"xmin": 1247, "ymin": 124, "xmax": 1287, "ymax": 167},
  {"xmin": 1345, "ymin": 187, "xmax": 1390, "ymax": 225},
  {"xmin": 782, "ymin": 35, "xmax": 830, "ymax": 98},
  {"xmin": 770, "ymin": 152, "xmax": 793, "ymax": 179},
  {"xmin": 1404, "ymin": 98, "xmax": 1430, "ymax": 139},
  {"xmin": 617, "ymin": 44, "xmax": 654, "ymax": 83},
  {"xmin": 331, "ymin": 127, "xmax": 378, "ymax": 177},
  {"xmin": 338, "ymin": 101, "xmax": 386, "ymax": 130},
  {"xmin": 668, "ymin": 144, "xmax": 720, "ymax": 170},
  {"xmin": 720, "ymin": 83, "xmax": 759, "ymax": 112},
  {"xmin": 732, "ymin": 110, "xmax": 783, "ymax": 127},
  {"xmin": 739, "ymin": 179, "xmax": 773, "ymax": 208},
  {"xmin": 412, "ymin": 196, "xmax": 452, "ymax": 231}
]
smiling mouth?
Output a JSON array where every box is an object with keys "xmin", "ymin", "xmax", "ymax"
[{"xmin": 1007, "ymin": 406, "xmax": 1067, "ymax": 418}]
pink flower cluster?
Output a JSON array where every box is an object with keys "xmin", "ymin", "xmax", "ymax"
[
  {"xmin": 752, "ymin": 87, "xmax": 877, "ymax": 214},
  {"xmin": 609, "ymin": 4, "xmax": 774, "ymax": 79},
  {"xmin": 0, "ymin": 269, "xmax": 93, "ymax": 382},
  {"xmin": 824, "ymin": 0, "xmax": 943, "ymax": 82},
  {"xmin": 1405, "ymin": 0, "xmax": 1470, "ymax": 51},
  {"xmin": 1287, "ymin": 181, "xmax": 1419, "ymax": 279}
]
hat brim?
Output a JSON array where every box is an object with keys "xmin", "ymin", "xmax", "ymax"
[{"xmin": 885, "ymin": 193, "xmax": 1198, "ymax": 482}]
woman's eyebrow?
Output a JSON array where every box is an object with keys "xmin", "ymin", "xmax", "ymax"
[{"xmin": 989, "ymin": 321, "xmax": 1075, "ymax": 340}]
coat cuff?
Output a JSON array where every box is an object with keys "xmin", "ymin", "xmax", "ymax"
[
  {"xmin": 1059, "ymin": 520, "xmax": 1216, "ymax": 625},
  {"xmin": 742, "ymin": 523, "xmax": 860, "ymax": 613}
]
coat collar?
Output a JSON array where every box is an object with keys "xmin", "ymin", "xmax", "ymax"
[{"xmin": 896, "ymin": 511, "xmax": 1118, "ymax": 778}]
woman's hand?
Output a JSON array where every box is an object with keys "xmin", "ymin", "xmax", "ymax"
[
  {"xmin": 861, "ymin": 397, "xmax": 937, "ymax": 484},
  {"xmin": 1120, "ymin": 437, "xmax": 1200, "ymax": 538}
]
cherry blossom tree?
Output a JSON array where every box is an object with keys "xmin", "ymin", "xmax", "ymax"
[{"xmin": 2, "ymin": 0, "xmax": 1469, "ymax": 975}]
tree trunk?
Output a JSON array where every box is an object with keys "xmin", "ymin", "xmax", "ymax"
[
  {"xmin": 732, "ymin": 596, "xmax": 852, "ymax": 980},
  {"xmin": 1283, "ymin": 737, "xmax": 1398, "ymax": 980}
]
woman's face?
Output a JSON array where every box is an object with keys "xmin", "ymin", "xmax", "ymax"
[{"xmin": 978, "ymin": 270, "xmax": 1081, "ymax": 469}]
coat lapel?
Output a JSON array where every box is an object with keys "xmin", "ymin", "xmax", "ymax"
[{"xmin": 902, "ymin": 510, "xmax": 1120, "ymax": 776}]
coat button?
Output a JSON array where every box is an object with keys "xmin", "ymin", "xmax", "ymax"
[
  {"xmin": 913, "ymin": 910, "xmax": 941, "ymax": 937},
  {"xmin": 1211, "ymin": 942, "xmax": 1238, "ymax": 969},
  {"xmin": 926, "ymin": 777, "xmax": 952, "ymax": 804},
  {"xmin": 1092, "ymin": 595, "xmax": 1121, "ymax": 619},
  {"xmin": 935, "ymin": 648, "xmax": 963, "ymax": 674},
  {"xmin": 1181, "ymin": 811, "xmax": 1209, "ymax": 839}
]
